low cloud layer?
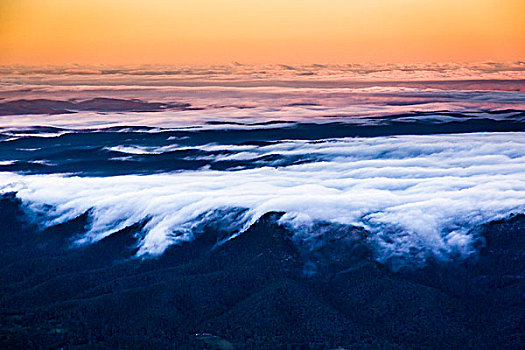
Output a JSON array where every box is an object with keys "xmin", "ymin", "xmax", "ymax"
[
  {"xmin": 1, "ymin": 132, "xmax": 523, "ymax": 265},
  {"xmin": 0, "ymin": 87, "xmax": 523, "ymax": 130},
  {"xmin": 2, "ymin": 62, "xmax": 525, "ymax": 80}
]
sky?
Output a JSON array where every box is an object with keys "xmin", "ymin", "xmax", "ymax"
[{"xmin": 0, "ymin": 0, "xmax": 524, "ymax": 65}]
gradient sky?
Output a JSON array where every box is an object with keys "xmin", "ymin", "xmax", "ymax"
[{"xmin": 0, "ymin": 0, "xmax": 524, "ymax": 65}]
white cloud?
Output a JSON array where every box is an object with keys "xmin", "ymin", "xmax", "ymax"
[{"xmin": 1, "ymin": 132, "xmax": 523, "ymax": 265}]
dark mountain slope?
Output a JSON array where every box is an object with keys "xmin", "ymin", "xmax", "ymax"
[{"xmin": 0, "ymin": 196, "xmax": 523, "ymax": 349}]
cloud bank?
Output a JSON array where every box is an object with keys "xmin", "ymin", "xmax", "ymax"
[{"xmin": 1, "ymin": 132, "xmax": 523, "ymax": 266}]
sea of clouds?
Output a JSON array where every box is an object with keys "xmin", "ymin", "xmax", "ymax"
[
  {"xmin": 0, "ymin": 86, "xmax": 523, "ymax": 131},
  {"xmin": 1, "ymin": 132, "xmax": 523, "ymax": 265}
]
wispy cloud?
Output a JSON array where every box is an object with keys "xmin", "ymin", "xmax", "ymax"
[{"xmin": 2, "ymin": 132, "xmax": 523, "ymax": 266}]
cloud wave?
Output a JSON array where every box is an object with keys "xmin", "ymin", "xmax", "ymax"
[{"xmin": 1, "ymin": 132, "xmax": 523, "ymax": 266}]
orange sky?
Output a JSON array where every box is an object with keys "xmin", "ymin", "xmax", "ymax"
[{"xmin": 0, "ymin": 0, "xmax": 524, "ymax": 65}]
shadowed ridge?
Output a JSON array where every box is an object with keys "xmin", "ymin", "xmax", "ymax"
[
  {"xmin": 0, "ymin": 203, "xmax": 523, "ymax": 349},
  {"xmin": 0, "ymin": 98, "xmax": 191, "ymax": 116},
  {"xmin": 398, "ymin": 214, "xmax": 525, "ymax": 349}
]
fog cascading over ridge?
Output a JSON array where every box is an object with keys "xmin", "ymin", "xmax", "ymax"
[{"xmin": 0, "ymin": 132, "xmax": 524, "ymax": 266}]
